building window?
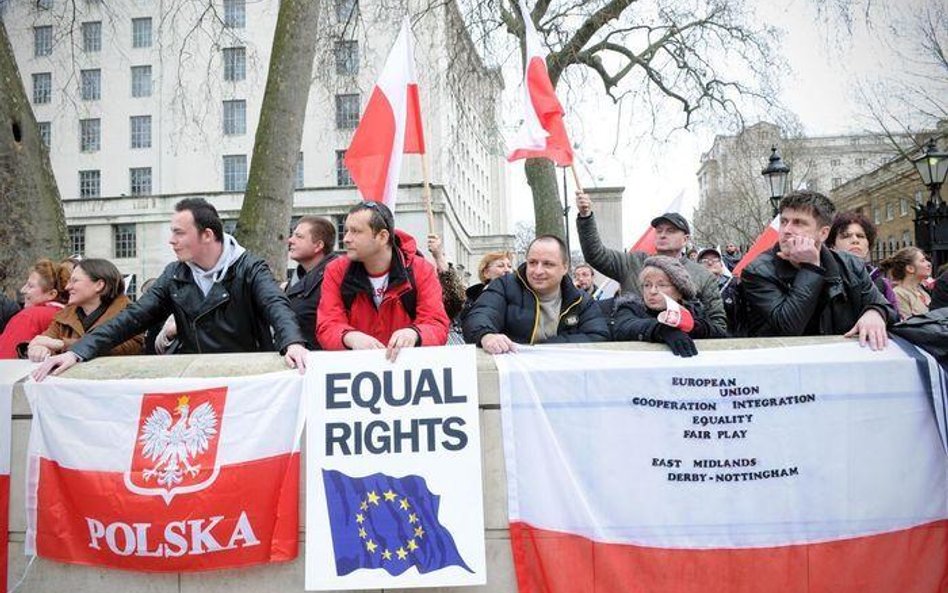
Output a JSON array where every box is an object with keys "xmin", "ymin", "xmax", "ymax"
[
  {"xmin": 830, "ymin": 159, "xmax": 840, "ymax": 167},
  {"xmin": 335, "ymin": 0, "xmax": 357, "ymax": 22},
  {"xmin": 335, "ymin": 94, "xmax": 359, "ymax": 129},
  {"xmin": 885, "ymin": 202, "xmax": 894, "ymax": 221},
  {"xmin": 79, "ymin": 170, "xmax": 100, "ymax": 198},
  {"xmin": 872, "ymin": 207, "xmax": 881, "ymax": 225},
  {"xmin": 125, "ymin": 274, "xmax": 138, "ymax": 301},
  {"xmin": 222, "ymin": 100, "xmax": 246, "ymax": 135},
  {"xmin": 335, "ymin": 149, "xmax": 353, "ymax": 186},
  {"xmin": 902, "ymin": 231, "xmax": 912, "ymax": 247},
  {"xmin": 131, "ymin": 65, "xmax": 152, "ymax": 97},
  {"xmin": 831, "ymin": 177, "xmax": 842, "ymax": 188},
  {"xmin": 80, "ymin": 68, "xmax": 100, "ymax": 101},
  {"xmin": 130, "ymin": 115, "xmax": 151, "ymax": 148},
  {"xmin": 37, "ymin": 0, "xmax": 54, "ymax": 9},
  {"xmin": 224, "ymin": 0, "xmax": 246, "ymax": 28},
  {"xmin": 295, "ymin": 152, "xmax": 304, "ymax": 188},
  {"xmin": 68, "ymin": 226, "xmax": 85, "ymax": 257},
  {"xmin": 223, "ymin": 154, "xmax": 247, "ymax": 192},
  {"xmin": 334, "ymin": 40, "xmax": 359, "ymax": 75},
  {"xmin": 113, "ymin": 224, "xmax": 137, "ymax": 259},
  {"xmin": 223, "ymin": 219, "xmax": 238, "ymax": 235},
  {"xmin": 82, "ymin": 21, "xmax": 101, "ymax": 53},
  {"xmin": 79, "ymin": 118, "xmax": 100, "ymax": 152},
  {"xmin": 900, "ymin": 198, "xmax": 909, "ymax": 216},
  {"xmin": 129, "ymin": 167, "xmax": 152, "ymax": 195},
  {"xmin": 32, "ymin": 72, "xmax": 52, "ymax": 104},
  {"xmin": 132, "ymin": 17, "xmax": 152, "ymax": 48},
  {"xmin": 335, "ymin": 217, "xmax": 345, "ymax": 250},
  {"xmin": 223, "ymin": 47, "xmax": 246, "ymax": 81},
  {"xmin": 37, "ymin": 121, "xmax": 51, "ymax": 149},
  {"xmin": 34, "ymin": 25, "xmax": 53, "ymax": 57},
  {"xmin": 855, "ymin": 157, "xmax": 866, "ymax": 166}
]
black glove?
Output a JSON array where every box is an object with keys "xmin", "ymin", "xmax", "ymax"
[{"xmin": 654, "ymin": 325, "xmax": 698, "ymax": 357}]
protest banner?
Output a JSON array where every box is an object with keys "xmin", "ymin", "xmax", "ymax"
[
  {"xmin": 497, "ymin": 342, "xmax": 948, "ymax": 593},
  {"xmin": 0, "ymin": 361, "xmax": 32, "ymax": 588},
  {"xmin": 304, "ymin": 345, "xmax": 485, "ymax": 590},
  {"xmin": 24, "ymin": 371, "xmax": 304, "ymax": 572}
]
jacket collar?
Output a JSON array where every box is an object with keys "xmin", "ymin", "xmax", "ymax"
[
  {"xmin": 287, "ymin": 252, "xmax": 339, "ymax": 297},
  {"xmin": 341, "ymin": 245, "xmax": 411, "ymax": 302}
]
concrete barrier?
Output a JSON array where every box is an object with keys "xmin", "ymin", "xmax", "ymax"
[{"xmin": 5, "ymin": 337, "xmax": 841, "ymax": 592}]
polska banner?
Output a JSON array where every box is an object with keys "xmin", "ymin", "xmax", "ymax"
[
  {"xmin": 496, "ymin": 343, "xmax": 948, "ymax": 593},
  {"xmin": 0, "ymin": 361, "xmax": 33, "ymax": 589},
  {"xmin": 24, "ymin": 371, "xmax": 304, "ymax": 572},
  {"xmin": 304, "ymin": 346, "xmax": 486, "ymax": 590}
]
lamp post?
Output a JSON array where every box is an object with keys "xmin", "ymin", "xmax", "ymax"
[
  {"xmin": 761, "ymin": 145, "xmax": 791, "ymax": 217},
  {"xmin": 911, "ymin": 138, "xmax": 948, "ymax": 272}
]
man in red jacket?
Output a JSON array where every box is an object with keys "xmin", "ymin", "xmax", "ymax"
[{"xmin": 317, "ymin": 201, "xmax": 449, "ymax": 361}]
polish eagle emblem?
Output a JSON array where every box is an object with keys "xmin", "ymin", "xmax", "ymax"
[{"xmin": 138, "ymin": 395, "xmax": 218, "ymax": 489}]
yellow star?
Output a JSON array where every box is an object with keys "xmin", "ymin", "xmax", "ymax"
[
  {"xmin": 396, "ymin": 547, "xmax": 408, "ymax": 560},
  {"xmin": 408, "ymin": 513, "xmax": 418, "ymax": 524},
  {"xmin": 400, "ymin": 498, "xmax": 411, "ymax": 510},
  {"xmin": 407, "ymin": 538, "xmax": 418, "ymax": 552},
  {"xmin": 360, "ymin": 500, "xmax": 368, "ymax": 511},
  {"xmin": 366, "ymin": 539, "xmax": 378, "ymax": 553},
  {"xmin": 414, "ymin": 526, "xmax": 425, "ymax": 538},
  {"xmin": 355, "ymin": 513, "xmax": 365, "ymax": 524},
  {"xmin": 383, "ymin": 489, "xmax": 397, "ymax": 502},
  {"xmin": 367, "ymin": 491, "xmax": 381, "ymax": 505},
  {"xmin": 358, "ymin": 527, "xmax": 367, "ymax": 539},
  {"xmin": 382, "ymin": 549, "xmax": 392, "ymax": 560}
]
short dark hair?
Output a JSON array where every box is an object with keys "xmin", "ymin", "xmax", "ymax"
[
  {"xmin": 527, "ymin": 235, "xmax": 569, "ymax": 265},
  {"xmin": 778, "ymin": 191, "xmax": 836, "ymax": 227},
  {"xmin": 175, "ymin": 197, "xmax": 224, "ymax": 242},
  {"xmin": 76, "ymin": 258, "xmax": 125, "ymax": 303},
  {"xmin": 297, "ymin": 216, "xmax": 336, "ymax": 253},
  {"xmin": 574, "ymin": 262, "xmax": 593, "ymax": 274},
  {"xmin": 348, "ymin": 201, "xmax": 394, "ymax": 244},
  {"xmin": 827, "ymin": 211, "xmax": 878, "ymax": 250}
]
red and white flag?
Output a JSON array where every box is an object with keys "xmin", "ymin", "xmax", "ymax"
[
  {"xmin": 629, "ymin": 191, "xmax": 685, "ymax": 254},
  {"xmin": 497, "ymin": 344, "xmax": 948, "ymax": 593},
  {"xmin": 24, "ymin": 372, "xmax": 304, "ymax": 572},
  {"xmin": 733, "ymin": 214, "xmax": 780, "ymax": 277},
  {"xmin": 344, "ymin": 18, "xmax": 425, "ymax": 207},
  {"xmin": 0, "ymin": 362, "xmax": 30, "ymax": 587},
  {"xmin": 507, "ymin": 0, "xmax": 573, "ymax": 166}
]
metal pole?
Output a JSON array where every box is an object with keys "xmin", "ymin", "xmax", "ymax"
[{"xmin": 562, "ymin": 166, "xmax": 572, "ymax": 268}]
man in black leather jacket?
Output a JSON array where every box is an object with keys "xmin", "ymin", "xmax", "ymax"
[
  {"xmin": 742, "ymin": 191, "xmax": 897, "ymax": 349},
  {"xmin": 33, "ymin": 198, "xmax": 307, "ymax": 380}
]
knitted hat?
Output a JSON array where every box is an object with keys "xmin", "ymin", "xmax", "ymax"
[{"xmin": 641, "ymin": 255, "xmax": 697, "ymax": 300}]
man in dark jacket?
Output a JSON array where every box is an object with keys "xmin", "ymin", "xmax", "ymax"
[
  {"xmin": 286, "ymin": 216, "xmax": 338, "ymax": 349},
  {"xmin": 931, "ymin": 269, "xmax": 948, "ymax": 310},
  {"xmin": 33, "ymin": 198, "xmax": 308, "ymax": 380},
  {"xmin": 463, "ymin": 235, "xmax": 609, "ymax": 353},
  {"xmin": 742, "ymin": 191, "xmax": 897, "ymax": 349}
]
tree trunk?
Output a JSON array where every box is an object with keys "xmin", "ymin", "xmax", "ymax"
[
  {"xmin": 525, "ymin": 158, "xmax": 565, "ymax": 239},
  {"xmin": 236, "ymin": 0, "xmax": 322, "ymax": 278},
  {"xmin": 0, "ymin": 22, "xmax": 67, "ymax": 295}
]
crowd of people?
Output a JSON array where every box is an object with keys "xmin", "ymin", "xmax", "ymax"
[{"xmin": 2, "ymin": 190, "xmax": 946, "ymax": 380}]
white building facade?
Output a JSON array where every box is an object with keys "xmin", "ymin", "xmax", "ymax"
[{"xmin": 3, "ymin": 0, "xmax": 511, "ymax": 292}]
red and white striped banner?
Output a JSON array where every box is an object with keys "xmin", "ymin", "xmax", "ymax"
[{"xmin": 0, "ymin": 362, "xmax": 31, "ymax": 588}]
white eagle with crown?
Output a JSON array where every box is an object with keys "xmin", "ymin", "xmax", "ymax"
[{"xmin": 138, "ymin": 395, "xmax": 218, "ymax": 488}]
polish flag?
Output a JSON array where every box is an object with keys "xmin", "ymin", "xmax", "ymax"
[
  {"xmin": 732, "ymin": 214, "xmax": 780, "ymax": 277},
  {"xmin": 344, "ymin": 18, "xmax": 426, "ymax": 207},
  {"xmin": 629, "ymin": 191, "xmax": 685, "ymax": 254},
  {"xmin": 0, "ymin": 362, "xmax": 29, "ymax": 587},
  {"xmin": 496, "ymin": 344, "xmax": 948, "ymax": 593},
  {"xmin": 506, "ymin": 0, "xmax": 573, "ymax": 166},
  {"xmin": 24, "ymin": 372, "xmax": 304, "ymax": 572}
]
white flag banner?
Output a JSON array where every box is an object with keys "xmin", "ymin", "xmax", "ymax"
[
  {"xmin": 304, "ymin": 346, "xmax": 486, "ymax": 591},
  {"xmin": 0, "ymin": 361, "xmax": 30, "ymax": 588}
]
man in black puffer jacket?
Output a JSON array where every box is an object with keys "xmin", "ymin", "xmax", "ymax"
[{"xmin": 462, "ymin": 235, "xmax": 609, "ymax": 353}]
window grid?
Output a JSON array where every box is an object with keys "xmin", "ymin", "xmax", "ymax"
[
  {"xmin": 223, "ymin": 155, "xmax": 247, "ymax": 192},
  {"xmin": 79, "ymin": 118, "xmax": 100, "ymax": 152},
  {"xmin": 334, "ymin": 40, "xmax": 359, "ymax": 75},
  {"xmin": 79, "ymin": 170, "xmax": 100, "ymax": 198},
  {"xmin": 223, "ymin": 0, "xmax": 246, "ymax": 28},
  {"xmin": 334, "ymin": 217, "xmax": 345, "ymax": 251},
  {"xmin": 222, "ymin": 100, "xmax": 246, "ymax": 135},
  {"xmin": 37, "ymin": 121, "xmax": 51, "ymax": 149},
  {"xmin": 295, "ymin": 152, "xmax": 304, "ymax": 189},
  {"xmin": 129, "ymin": 167, "xmax": 152, "ymax": 196},
  {"xmin": 129, "ymin": 115, "xmax": 151, "ymax": 148},
  {"xmin": 80, "ymin": 69, "xmax": 100, "ymax": 101},
  {"xmin": 68, "ymin": 226, "xmax": 86, "ymax": 257},
  {"xmin": 34, "ymin": 25, "xmax": 53, "ymax": 57},
  {"xmin": 335, "ymin": 94, "xmax": 360, "ymax": 129},
  {"xmin": 82, "ymin": 21, "xmax": 101, "ymax": 53},
  {"xmin": 335, "ymin": 149, "xmax": 353, "ymax": 186},
  {"xmin": 32, "ymin": 72, "xmax": 51, "ymax": 104},
  {"xmin": 132, "ymin": 17, "xmax": 152, "ymax": 48},
  {"xmin": 131, "ymin": 65, "xmax": 152, "ymax": 97},
  {"xmin": 223, "ymin": 47, "xmax": 246, "ymax": 82},
  {"xmin": 113, "ymin": 224, "xmax": 137, "ymax": 259},
  {"xmin": 125, "ymin": 274, "xmax": 138, "ymax": 302}
]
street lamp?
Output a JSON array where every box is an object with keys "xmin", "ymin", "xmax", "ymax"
[
  {"xmin": 911, "ymin": 138, "xmax": 948, "ymax": 204},
  {"xmin": 761, "ymin": 145, "xmax": 791, "ymax": 217},
  {"xmin": 911, "ymin": 137, "xmax": 948, "ymax": 272}
]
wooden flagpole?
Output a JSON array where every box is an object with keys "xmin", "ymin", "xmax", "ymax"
[
  {"xmin": 421, "ymin": 151, "xmax": 435, "ymax": 235},
  {"xmin": 569, "ymin": 163, "xmax": 584, "ymax": 193}
]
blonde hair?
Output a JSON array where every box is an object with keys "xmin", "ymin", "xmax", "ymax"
[{"xmin": 477, "ymin": 251, "xmax": 513, "ymax": 283}]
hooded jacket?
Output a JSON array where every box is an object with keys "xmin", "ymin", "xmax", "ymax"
[
  {"xmin": 462, "ymin": 263, "xmax": 609, "ymax": 346},
  {"xmin": 71, "ymin": 235, "xmax": 304, "ymax": 360},
  {"xmin": 317, "ymin": 230, "xmax": 449, "ymax": 350}
]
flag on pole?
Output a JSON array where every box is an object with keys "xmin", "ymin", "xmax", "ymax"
[
  {"xmin": 506, "ymin": 0, "xmax": 573, "ymax": 166},
  {"xmin": 733, "ymin": 214, "xmax": 780, "ymax": 277},
  {"xmin": 629, "ymin": 191, "xmax": 686, "ymax": 254},
  {"xmin": 344, "ymin": 18, "xmax": 425, "ymax": 207}
]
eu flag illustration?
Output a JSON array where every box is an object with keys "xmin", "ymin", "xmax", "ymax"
[{"xmin": 323, "ymin": 469, "xmax": 472, "ymax": 576}]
